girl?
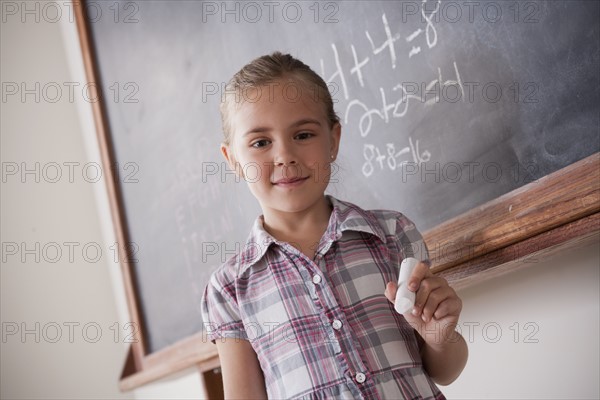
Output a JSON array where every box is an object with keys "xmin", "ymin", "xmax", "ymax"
[{"xmin": 201, "ymin": 52, "xmax": 467, "ymax": 399}]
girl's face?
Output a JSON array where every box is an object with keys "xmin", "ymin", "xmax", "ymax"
[{"xmin": 221, "ymin": 78, "xmax": 341, "ymax": 216}]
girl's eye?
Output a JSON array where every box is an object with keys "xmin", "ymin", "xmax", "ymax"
[
  {"xmin": 251, "ymin": 139, "xmax": 270, "ymax": 148},
  {"xmin": 295, "ymin": 132, "xmax": 314, "ymax": 140}
]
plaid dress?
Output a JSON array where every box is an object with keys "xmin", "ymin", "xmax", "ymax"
[{"xmin": 201, "ymin": 196, "xmax": 446, "ymax": 399}]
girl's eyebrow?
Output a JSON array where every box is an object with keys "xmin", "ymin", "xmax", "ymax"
[
  {"xmin": 291, "ymin": 118, "xmax": 322, "ymax": 128},
  {"xmin": 243, "ymin": 118, "xmax": 322, "ymax": 136}
]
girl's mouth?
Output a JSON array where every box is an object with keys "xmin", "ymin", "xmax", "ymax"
[{"xmin": 272, "ymin": 176, "xmax": 309, "ymax": 187}]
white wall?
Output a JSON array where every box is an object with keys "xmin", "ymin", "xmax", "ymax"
[
  {"xmin": 0, "ymin": 5, "xmax": 199, "ymax": 399},
  {"xmin": 1, "ymin": 3, "xmax": 598, "ymax": 400},
  {"xmin": 0, "ymin": 5, "xmax": 135, "ymax": 399},
  {"xmin": 444, "ymin": 241, "xmax": 599, "ymax": 399}
]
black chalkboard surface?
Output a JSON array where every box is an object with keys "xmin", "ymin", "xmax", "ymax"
[{"xmin": 87, "ymin": 0, "xmax": 599, "ymax": 354}]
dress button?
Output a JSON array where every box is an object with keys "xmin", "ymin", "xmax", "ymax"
[
  {"xmin": 312, "ymin": 274, "xmax": 322, "ymax": 284},
  {"xmin": 332, "ymin": 319, "xmax": 342, "ymax": 330},
  {"xmin": 355, "ymin": 372, "xmax": 366, "ymax": 383}
]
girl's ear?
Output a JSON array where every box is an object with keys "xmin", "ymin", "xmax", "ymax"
[
  {"xmin": 220, "ymin": 142, "xmax": 243, "ymax": 178},
  {"xmin": 220, "ymin": 142, "xmax": 233, "ymax": 166},
  {"xmin": 330, "ymin": 122, "xmax": 342, "ymax": 160}
]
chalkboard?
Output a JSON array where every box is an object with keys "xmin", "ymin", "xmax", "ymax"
[{"xmin": 84, "ymin": 0, "xmax": 599, "ymax": 357}]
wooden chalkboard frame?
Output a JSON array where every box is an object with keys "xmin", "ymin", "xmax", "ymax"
[{"xmin": 74, "ymin": 1, "xmax": 600, "ymax": 391}]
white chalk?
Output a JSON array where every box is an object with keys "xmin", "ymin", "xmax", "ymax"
[{"xmin": 394, "ymin": 257, "xmax": 420, "ymax": 314}]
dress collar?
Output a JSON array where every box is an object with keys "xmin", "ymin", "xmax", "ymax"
[{"xmin": 236, "ymin": 195, "xmax": 386, "ymax": 274}]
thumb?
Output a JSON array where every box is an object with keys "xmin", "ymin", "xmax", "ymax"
[{"xmin": 384, "ymin": 282, "xmax": 397, "ymax": 304}]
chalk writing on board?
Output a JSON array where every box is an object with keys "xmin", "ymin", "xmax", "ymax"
[
  {"xmin": 405, "ymin": 0, "xmax": 440, "ymax": 58},
  {"xmin": 344, "ymin": 61, "xmax": 463, "ymax": 138},
  {"xmin": 317, "ymin": 5, "xmax": 446, "ymax": 179},
  {"xmin": 317, "ymin": 4, "xmax": 478, "ymax": 181},
  {"xmin": 362, "ymin": 138, "xmax": 431, "ymax": 178},
  {"xmin": 320, "ymin": 6, "xmax": 442, "ymax": 100}
]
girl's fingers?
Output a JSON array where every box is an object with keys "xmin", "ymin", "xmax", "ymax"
[
  {"xmin": 407, "ymin": 261, "xmax": 431, "ymax": 292},
  {"xmin": 432, "ymin": 296, "xmax": 462, "ymax": 321},
  {"xmin": 386, "ymin": 263, "xmax": 461, "ymax": 323},
  {"xmin": 412, "ymin": 276, "xmax": 446, "ymax": 318},
  {"xmin": 420, "ymin": 285, "xmax": 456, "ymax": 322}
]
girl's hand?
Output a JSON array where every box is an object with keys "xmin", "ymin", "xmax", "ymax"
[{"xmin": 384, "ymin": 261, "xmax": 463, "ymax": 348}]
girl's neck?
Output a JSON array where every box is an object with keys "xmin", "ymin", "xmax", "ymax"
[{"xmin": 262, "ymin": 196, "xmax": 332, "ymax": 247}]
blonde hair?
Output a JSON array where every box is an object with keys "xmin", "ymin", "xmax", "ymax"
[{"xmin": 219, "ymin": 51, "xmax": 340, "ymax": 145}]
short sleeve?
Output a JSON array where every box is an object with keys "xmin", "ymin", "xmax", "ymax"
[
  {"xmin": 395, "ymin": 213, "xmax": 431, "ymax": 268},
  {"xmin": 200, "ymin": 271, "xmax": 248, "ymax": 345}
]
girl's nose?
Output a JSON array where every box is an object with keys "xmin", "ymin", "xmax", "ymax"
[
  {"xmin": 274, "ymin": 143, "xmax": 297, "ymax": 166},
  {"xmin": 275, "ymin": 158, "xmax": 297, "ymax": 166}
]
